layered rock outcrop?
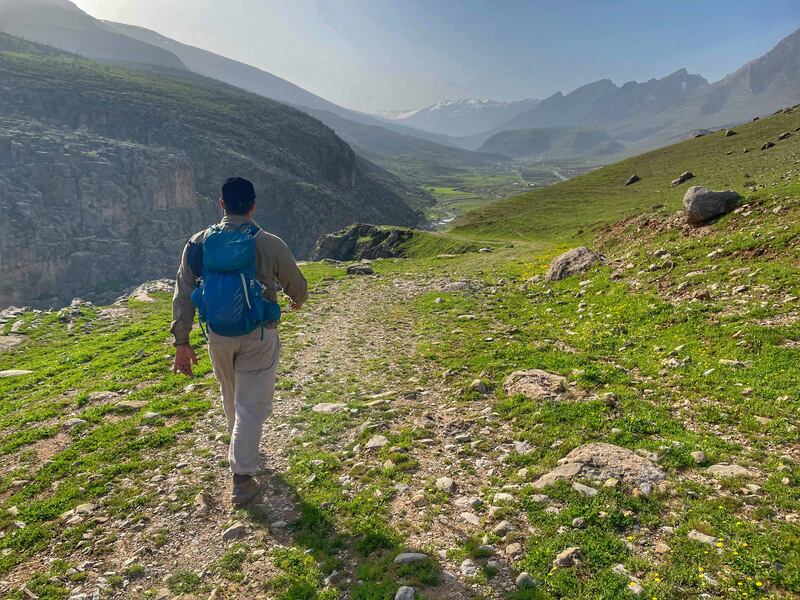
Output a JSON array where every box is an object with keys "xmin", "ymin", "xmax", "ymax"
[
  {"xmin": 0, "ymin": 33, "xmax": 421, "ymax": 306},
  {"xmin": 0, "ymin": 121, "xmax": 214, "ymax": 307}
]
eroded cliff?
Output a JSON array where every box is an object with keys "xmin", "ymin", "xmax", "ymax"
[{"xmin": 0, "ymin": 33, "xmax": 421, "ymax": 306}]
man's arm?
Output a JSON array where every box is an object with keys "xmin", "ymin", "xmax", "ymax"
[
  {"xmin": 170, "ymin": 241, "xmax": 200, "ymax": 375},
  {"xmin": 271, "ymin": 237, "xmax": 308, "ymax": 308}
]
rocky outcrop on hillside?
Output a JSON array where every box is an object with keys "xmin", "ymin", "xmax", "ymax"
[
  {"xmin": 0, "ymin": 33, "xmax": 421, "ymax": 307},
  {"xmin": 0, "ymin": 121, "xmax": 214, "ymax": 307},
  {"xmin": 311, "ymin": 223, "xmax": 416, "ymax": 262},
  {"xmin": 545, "ymin": 247, "xmax": 606, "ymax": 281}
]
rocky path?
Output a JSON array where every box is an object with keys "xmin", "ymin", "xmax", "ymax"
[
  {"xmin": 2, "ymin": 242, "xmax": 797, "ymax": 599},
  {"xmin": 11, "ymin": 272, "xmax": 508, "ymax": 599}
]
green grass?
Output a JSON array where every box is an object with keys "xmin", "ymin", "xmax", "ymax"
[
  {"xmin": 453, "ymin": 110, "xmax": 800, "ymax": 242},
  {"xmin": 166, "ymin": 570, "xmax": 202, "ymax": 594},
  {"xmin": 2, "ymin": 100, "xmax": 799, "ymax": 600}
]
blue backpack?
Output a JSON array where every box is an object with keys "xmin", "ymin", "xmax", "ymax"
[{"xmin": 189, "ymin": 223, "xmax": 281, "ymax": 338}]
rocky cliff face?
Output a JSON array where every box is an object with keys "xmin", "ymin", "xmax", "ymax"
[
  {"xmin": 0, "ymin": 33, "xmax": 421, "ymax": 307},
  {"xmin": 0, "ymin": 120, "xmax": 216, "ymax": 307}
]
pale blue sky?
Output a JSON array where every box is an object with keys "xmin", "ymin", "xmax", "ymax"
[{"xmin": 72, "ymin": 0, "xmax": 800, "ymax": 113}]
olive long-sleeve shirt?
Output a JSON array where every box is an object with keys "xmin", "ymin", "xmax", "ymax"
[{"xmin": 170, "ymin": 214, "xmax": 308, "ymax": 346}]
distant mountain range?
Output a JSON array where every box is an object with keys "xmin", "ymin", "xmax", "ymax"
[
  {"xmin": 495, "ymin": 69, "xmax": 708, "ymax": 134},
  {"xmin": 378, "ymin": 31, "xmax": 800, "ymax": 154},
  {"xmin": 478, "ymin": 126, "xmax": 624, "ymax": 160},
  {"xmin": 378, "ymin": 98, "xmax": 541, "ymax": 137},
  {"xmin": 1, "ymin": 0, "xmax": 798, "ymax": 164}
]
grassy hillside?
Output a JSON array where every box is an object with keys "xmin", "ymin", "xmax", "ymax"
[
  {"xmin": 0, "ymin": 102, "xmax": 798, "ymax": 599},
  {"xmin": 454, "ymin": 109, "xmax": 800, "ymax": 242}
]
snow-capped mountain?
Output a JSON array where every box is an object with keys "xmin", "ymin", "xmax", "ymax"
[{"xmin": 379, "ymin": 97, "xmax": 540, "ymax": 137}]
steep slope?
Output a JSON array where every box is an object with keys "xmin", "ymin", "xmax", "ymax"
[
  {"xmin": 492, "ymin": 29, "xmax": 800, "ymax": 152},
  {"xmin": 378, "ymin": 98, "xmax": 541, "ymax": 137},
  {"xmin": 454, "ymin": 104, "xmax": 800, "ymax": 240},
  {"xmin": 0, "ymin": 33, "xmax": 420, "ymax": 307},
  {"xmin": 100, "ymin": 20, "xmax": 466, "ymax": 149},
  {"xmin": 613, "ymin": 28, "xmax": 800, "ymax": 147},
  {"xmin": 478, "ymin": 126, "xmax": 624, "ymax": 160},
  {"xmin": 0, "ymin": 0, "xmax": 187, "ymax": 70}
]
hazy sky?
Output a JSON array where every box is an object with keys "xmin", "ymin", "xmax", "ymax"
[{"xmin": 71, "ymin": 0, "xmax": 800, "ymax": 113}]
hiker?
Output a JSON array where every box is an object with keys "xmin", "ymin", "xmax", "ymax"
[{"xmin": 170, "ymin": 177, "xmax": 308, "ymax": 505}]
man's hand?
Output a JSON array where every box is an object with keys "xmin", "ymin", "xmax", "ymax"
[{"xmin": 173, "ymin": 344, "xmax": 198, "ymax": 376}]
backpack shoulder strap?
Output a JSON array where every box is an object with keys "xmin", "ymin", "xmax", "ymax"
[
  {"xmin": 187, "ymin": 226, "xmax": 215, "ymax": 278},
  {"xmin": 238, "ymin": 223, "xmax": 261, "ymax": 238}
]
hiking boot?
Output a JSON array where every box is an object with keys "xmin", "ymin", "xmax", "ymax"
[{"xmin": 231, "ymin": 475, "xmax": 261, "ymax": 506}]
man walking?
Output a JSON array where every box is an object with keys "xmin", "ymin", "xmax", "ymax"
[{"xmin": 170, "ymin": 177, "xmax": 308, "ymax": 505}]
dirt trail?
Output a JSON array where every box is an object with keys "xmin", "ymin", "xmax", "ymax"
[{"xmin": 1, "ymin": 273, "xmax": 520, "ymax": 599}]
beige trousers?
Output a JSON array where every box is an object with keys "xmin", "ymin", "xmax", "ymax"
[{"xmin": 207, "ymin": 328, "xmax": 280, "ymax": 475}]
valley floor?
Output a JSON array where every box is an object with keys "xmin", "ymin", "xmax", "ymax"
[
  {"xmin": 422, "ymin": 161, "xmax": 601, "ymax": 228},
  {"xmin": 0, "ymin": 193, "xmax": 798, "ymax": 599}
]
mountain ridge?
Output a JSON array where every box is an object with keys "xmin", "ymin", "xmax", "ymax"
[
  {"xmin": 0, "ymin": 0, "xmax": 189, "ymax": 71},
  {"xmin": 377, "ymin": 97, "xmax": 541, "ymax": 137},
  {"xmin": 477, "ymin": 126, "xmax": 625, "ymax": 160}
]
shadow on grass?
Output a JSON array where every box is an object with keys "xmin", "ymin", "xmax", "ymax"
[{"xmin": 241, "ymin": 469, "xmax": 480, "ymax": 600}]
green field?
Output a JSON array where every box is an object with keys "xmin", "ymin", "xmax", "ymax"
[
  {"xmin": 1, "ymin": 107, "xmax": 798, "ymax": 599},
  {"xmin": 423, "ymin": 162, "xmax": 603, "ymax": 226},
  {"xmin": 454, "ymin": 111, "xmax": 800, "ymax": 243}
]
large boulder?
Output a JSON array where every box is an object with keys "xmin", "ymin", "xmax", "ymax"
[
  {"xmin": 545, "ymin": 247, "xmax": 606, "ymax": 282},
  {"xmin": 312, "ymin": 224, "xmax": 415, "ymax": 261},
  {"xmin": 683, "ymin": 186, "xmax": 741, "ymax": 226},
  {"xmin": 533, "ymin": 443, "xmax": 665, "ymax": 488}
]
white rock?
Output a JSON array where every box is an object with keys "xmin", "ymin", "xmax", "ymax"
[
  {"xmin": 435, "ymin": 477, "xmax": 455, "ymax": 493},
  {"xmin": 0, "ymin": 370, "xmax": 33, "ymax": 378},
  {"xmin": 393, "ymin": 552, "xmax": 429, "ymax": 564},
  {"xmin": 706, "ymin": 463, "xmax": 754, "ymax": 478},
  {"xmin": 687, "ymin": 529, "xmax": 717, "ymax": 545},
  {"xmin": 312, "ymin": 403, "xmax": 348, "ymax": 413},
  {"xmin": 460, "ymin": 512, "xmax": 480, "ymax": 526},
  {"xmin": 553, "ymin": 546, "xmax": 582, "ymax": 568},
  {"xmin": 515, "ymin": 572, "xmax": 535, "ymax": 588},
  {"xmin": 492, "ymin": 520, "xmax": 513, "ymax": 536},
  {"xmin": 572, "ymin": 482, "xmax": 598, "ymax": 497},
  {"xmin": 460, "ymin": 558, "xmax": 478, "ymax": 577},
  {"xmin": 365, "ymin": 435, "xmax": 388, "ymax": 450}
]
